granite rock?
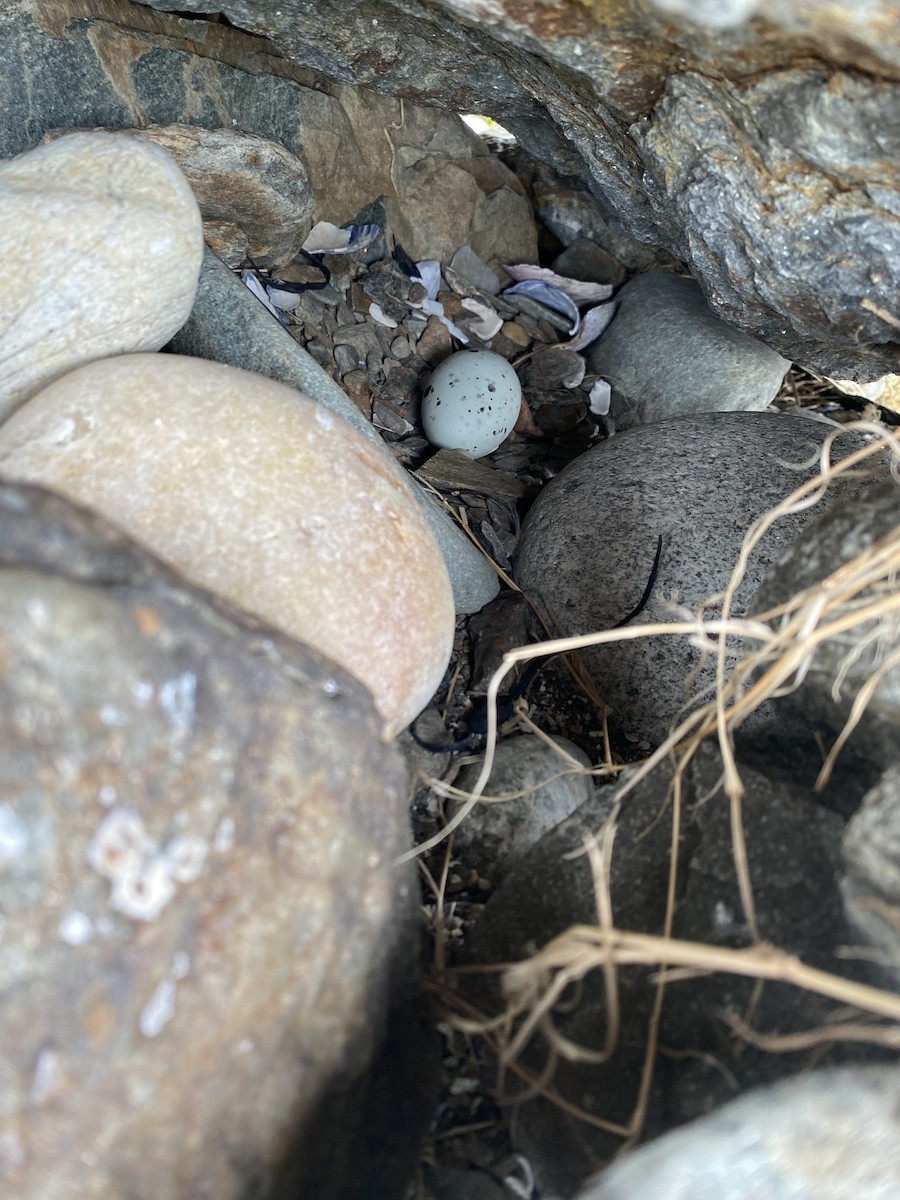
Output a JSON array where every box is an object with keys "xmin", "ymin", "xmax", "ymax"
[
  {"xmin": 0, "ymin": 480, "xmax": 423, "ymax": 1200},
  {"xmin": 580, "ymin": 1065, "xmax": 900, "ymax": 1200},
  {"xmin": 0, "ymin": 354, "xmax": 455, "ymax": 737},
  {"xmin": 513, "ymin": 413, "xmax": 869, "ymax": 746},
  {"xmin": 0, "ymin": 130, "xmax": 202, "ymax": 421},
  {"xmin": 632, "ymin": 68, "xmax": 900, "ymax": 377},
  {"xmin": 587, "ymin": 272, "xmax": 790, "ymax": 430}
]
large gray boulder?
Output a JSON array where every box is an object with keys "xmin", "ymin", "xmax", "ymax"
[
  {"xmin": 513, "ymin": 412, "xmax": 870, "ymax": 747},
  {"xmin": 0, "ymin": 481, "xmax": 427, "ymax": 1200},
  {"xmin": 123, "ymin": 0, "xmax": 900, "ymax": 380}
]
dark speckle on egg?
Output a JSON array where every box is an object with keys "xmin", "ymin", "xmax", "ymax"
[{"xmin": 488, "ymin": 383, "xmax": 496, "ymax": 393}]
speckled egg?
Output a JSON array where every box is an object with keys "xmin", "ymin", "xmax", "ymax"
[{"xmin": 421, "ymin": 350, "xmax": 522, "ymax": 458}]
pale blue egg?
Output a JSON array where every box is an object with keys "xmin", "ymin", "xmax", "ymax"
[{"xmin": 421, "ymin": 350, "xmax": 522, "ymax": 458}]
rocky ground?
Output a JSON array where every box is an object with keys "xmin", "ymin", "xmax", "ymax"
[
  {"xmin": 225, "ymin": 131, "xmax": 898, "ymax": 1199},
  {"xmin": 2, "ymin": 13, "xmax": 900, "ymax": 1195}
]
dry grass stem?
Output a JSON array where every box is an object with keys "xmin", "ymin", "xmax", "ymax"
[{"xmin": 720, "ymin": 1008, "xmax": 900, "ymax": 1053}]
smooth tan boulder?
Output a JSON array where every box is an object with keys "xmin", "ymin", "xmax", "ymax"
[
  {"xmin": 0, "ymin": 354, "xmax": 454, "ymax": 736},
  {"xmin": 0, "ymin": 131, "xmax": 202, "ymax": 420}
]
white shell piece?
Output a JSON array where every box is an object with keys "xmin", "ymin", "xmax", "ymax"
[
  {"xmin": 368, "ymin": 303, "xmax": 398, "ymax": 328},
  {"xmin": 413, "ymin": 260, "xmax": 442, "ymax": 301},
  {"xmin": 563, "ymin": 301, "xmax": 617, "ymax": 351},
  {"xmin": 265, "ymin": 285, "xmax": 301, "ymax": 312},
  {"xmin": 460, "ymin": 298, "xmax": 503, "ymax": 340},
  {"xmin": 589, "ymin": 379, "xmax": 612, "ymax": 415},
  {"xmin": 301, "ymin": 221, "xmax": 351, "ymax": 253},
  {"xmin": 503, "ymin": 263, "xmax": 614, "ymax": 303},
  {"xmin": 421, "ymin": 350, "xmax": 522, "ymax": 458},
  {"xmin": 241, "ymin": 271, "xmax": 281, "ymax": 320}
]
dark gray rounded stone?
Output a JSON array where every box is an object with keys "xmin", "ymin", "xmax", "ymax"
[
  {"xmin": 463, "ymin": 743, "xmax": 860, "ymax": 1197},
  {"xmin": 753, "ymin": 476, "xmax": 900, "ymax": 777},
  {"xmin": 842, "ymin": 763, "xmax": 900, "ymax": 990},
  {"xmin": 451, "ymin": 734, "xmax": 594, "ymax": 884},
  {"xmin": 513, "ymin": 412, "xmax": 867, "ymax": 745},
  {"xmin": 587, "ymin": 272, "xmax": 790, "ymax": 430}
]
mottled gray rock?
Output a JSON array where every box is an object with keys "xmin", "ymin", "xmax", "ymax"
[
  {"xmin": 587, "ymin": 272, "xmax": 789, "ymax": 430},
  {"xmin": 464, "ymin": 744, "xmax": 869, "ymax": 1196},
  {"xmin": 842, "ymin": 764, "xmax": 900, "ymax": 989},
  {"xmin": 127, "ymin": 0, "xmax": 900, "ymax": 379},
  {"xmin": 580, "ymin": 1065, "xmax": 900, "ymax": 1200},
  {"xmin": 0, "ymin": 2, "xmax": 536, "ymax": 267},
  {"xmin": 451, "ymin": 735, "xmax": 595, "ymax": 884},
  {"xmin": 632, "ymin": 68, "xmax": 900, "ymax": 377},
  {"xmin": 169, "ymin": 248, "xmax": 499, "ymax": 615},
  {"xmin": 552, "ymin": 236, "xmax": 626, "ymax": 287},
  {"xmin": 752, "ymin": 476, "xmax": 900, "ymax": 779},
  {"xmin": 77, "ymin": 123, "xmax": 316, "ymax": 268},
  {"xmin": 0, "ymin": 481, "xmax": 426, "ymax": 1200},
  {"xmin": 513, "ymin": 413, "xmax": 869, "ymax": 746}
]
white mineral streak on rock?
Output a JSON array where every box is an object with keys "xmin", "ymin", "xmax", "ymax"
[
  {"xmin": 0, "ymin": 131, "xmax": 203, "ymax": 420},
  {"xmin": 139, "ymin": 978, "xmax": 177, "ymax": 1038},
  {"xmin": 24, "ymin": 598, "xmax": 48, "ymax": 628},
  {"xmin": 130, "ymin": 680, "xmax": 155, "ymax": 706},
  {"xmin": 59, "ymin": 911, "xmax": 94, "ymax": 946},
  {"xmin": 29, "ymin": 1048, "xmax": 61, "ymax": 1105},
  {"xmin": 0, "ymin": 805, "xmax": 29, "ymax": 861},
  {"xmin": 110, "ymin": 855, "xmax": 176, "ymax": 922},
  {"xmin": 158, "ymin": 670, "xmax": 197, "ymax": 736},
  {"xmin": 163, "ymin": 835, "xmax": 207, "ymax": 882},
  {"xmin": 213, "ymin": 815, "xmax": 235, "ymax": 853},
  {"xmin": 87, "ymin": 809, "xmax": 150, "ymax": 877},
  {"xmin": 86, "ymin": 808, "xmax": 205, "ymax": 921},
  {"xmin": 0, "ymin": 1127, "xmax": 26, "ymax": 1172},
  {"xmin": 172, "ymin": 951, "xmax": 190, "ymax": 980},
  {"xmin": 99, "ymin": 703, "xmax": 127, "ymax": 727}
]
